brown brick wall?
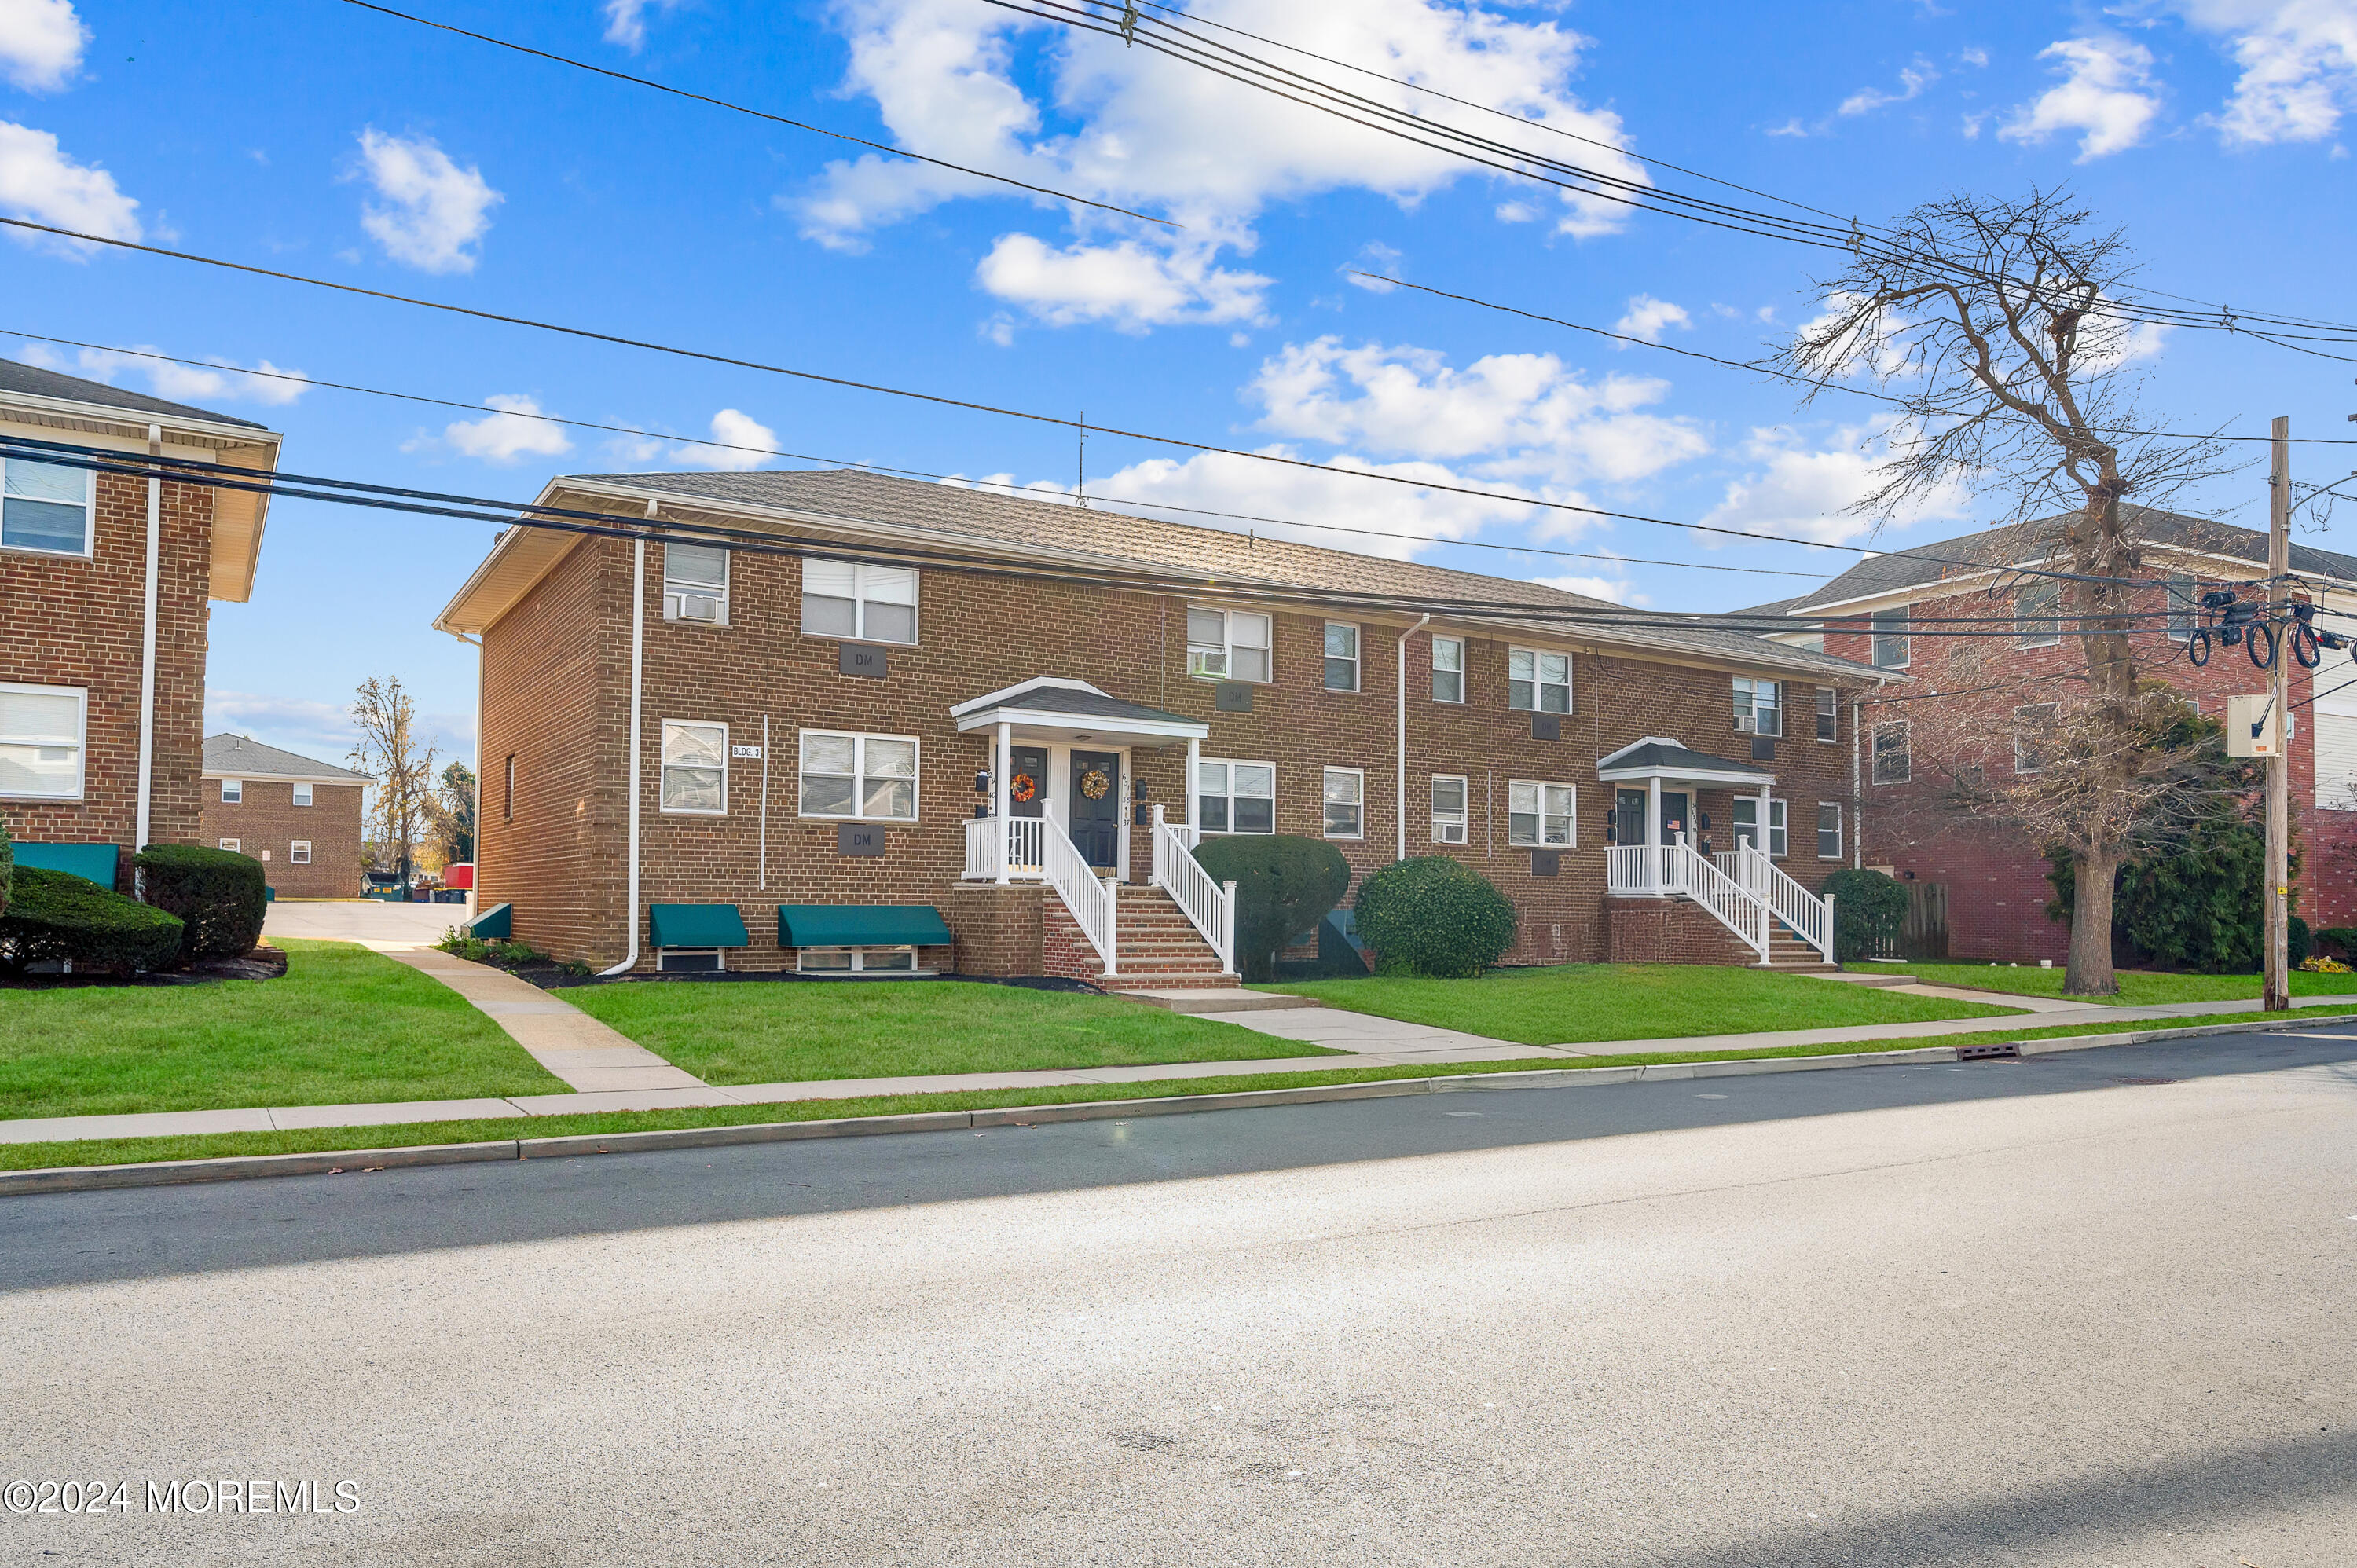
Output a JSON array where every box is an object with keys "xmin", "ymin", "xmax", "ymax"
[
  {"xmin": 478, "ymin": 535, "xmax": 1867, "ymax": 973},
  {"xmin": 0, "ymin": 471, "xmax": 213, "ymax": 884},
  {"xmin": 1607, "ymin": 897, "xmax": 1761, "ymax": 965},
  {"xmin": 197, "ymin": 779, "xmax": 365, "ymax": 898},
  {"xmin": 940, "ymin": 882, "xmax": 1044, "ymax": 976}
]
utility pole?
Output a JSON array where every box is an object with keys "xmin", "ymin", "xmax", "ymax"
[{"xmin": 2265, "ymin": 415, "xmax": 2291, "ymax": 1012}]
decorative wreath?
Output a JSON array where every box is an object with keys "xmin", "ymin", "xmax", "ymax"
[
  {"xmin": 1010, "ymin": 772, "xmax": 1037, "ymax": 804},
  {"xmin": 1080, "ymin": 768, "xmax": 1113, "ymax": 800}
]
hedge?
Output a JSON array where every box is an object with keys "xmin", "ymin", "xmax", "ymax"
[
  {"xmin": 0, "ymin": 865, "xmax": 185, "ymax": 976},
  {"xmin": 1823, "ymin": 867, "xmax": 1908, "ymax": 962},
  {"xmin": 1353, "ymin": 857, "xmax": 1518, "ymax": 978},
  {"xmin": 1192, "ymin": 834, "xmax": 1351, "ymax": 982},
  {"xmin": 134, "ymin": 842, "xmax": 267, "ymax": 963}
]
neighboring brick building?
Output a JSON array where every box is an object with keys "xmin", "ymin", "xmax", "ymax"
[
  {"xmin": 436, "ymin": 469, "xmax": 1886, "ymax": 981},
  {"xmin": 1754, "ymin": 507, "xmax": 2357, "ymax": 962},
  {"xmin": 0, "ymin": 362, "xmax": 282, "ymax": 888},
  {"xmin": 198, "ymin": 734, "xmax": 370, "ymax": 898}
]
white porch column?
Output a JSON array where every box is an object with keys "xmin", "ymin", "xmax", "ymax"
[
  {"xmin": 995, "ymin": 721, "xmax": 1012, "ymax": 885},
  {"xmin": 1186, "ymin": 735, "xmax": 1200, "ymax": 831},
  {"xmin": 1758, "ymin": 782, "xmax": 1773, "ymax": 865},
  {"xmin": 1647, "ymin": 775, "xmax": 1662, "ymax": 893}
]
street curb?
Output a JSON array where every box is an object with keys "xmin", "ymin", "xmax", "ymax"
[
  {"xmin": 0, "ymin": 1139, "xmax": 520, "ymax": 1197},
  {"xmin": 2014, "ymin": 1011, "xmax": 2357, "ymax": 1055}
]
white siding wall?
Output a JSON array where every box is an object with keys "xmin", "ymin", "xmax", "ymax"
[{"xmin": 2315, "ymin": 696, "xmax": 2357, "ymax": 811}]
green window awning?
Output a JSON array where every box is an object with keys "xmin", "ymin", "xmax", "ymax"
[
  {"xmin": 12, "ymin": 841, "xmax": 120, "ymax": 888},
  {"xmin": 467, "ymin": 902, "xmax": 512, "ymax": 940},
  {"xmin": 648, "ymin": 903, "xmax": 750, "ymax": 949},
  {"xmin": 777, "ymin": 904, "xmax": 952, "ymax": 948}
]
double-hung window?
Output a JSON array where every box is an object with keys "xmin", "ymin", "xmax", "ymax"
[
  {"xmin": 804, "ymin": 559, "xmax": 918, "ymax": 643},
  {"xmin": 1186, "ymin": 607, "xmax": 1271, "ymax": 682},
  {"xmin": 1508, "ymin": 648, "xmax": 1571, "ymax": 713},
  {"xmin": 0, "ymin": 683, "xmax": 86, "ymax": 800},
  {"xmin": 1873, "ymin": 721, "xmax": 1911, "ymax": 785},
  {"xmin": 2014, "ymin": 702, "xmax": 2059, "ymax": 774},
  {"xmin": 293, "ymin": 783, "xmax": 314, "ymax": 807},
  {"xmin": 1816, "ymin": 803, "xmax": 1842, "ymax": 860},
  {"xmin": 1507, "ymin": 781, "xmax": 1574, "ymax": 847},
  {"xmin": 1322, "ymin": 622, "xmax": 1360, "ymax": 692},
  {"xmin": 219, "ymin": 778, "xmax": 243, "ymax": 804},
  {"xmin": 291, "ymin": 840, "xmax": 313, "ymax": 865},
  {"xmin": 1196, "ymin": 758, "xmax": 1274, "ymax": 833},
  {"xmin": 1, "ymin": 456, "xmax": 93, "ymax": 556},
  {"xmin": 1431, "ymin": 636, "xmax": 1465, "ymax": 703},
  {"xmin": 1431, "ymin": 775, "xmax": 1468, "ymax": 844},
  {"xmin": 1733, "ymin": 677, "xmax": 1782, "ymax": 737},
  {"xmin": 2015, "ymin": 581, "xmax": 2062, "ymax": 647},
  {"xmin": 660, "ymin": 720, "xmax": 729, "ymax": 814},
  {"xmin": 218, "ymin": 838, "xmax": 241, "ymax": 853},
  {"xmin": 662, "ymin": 543, "xmax": 729, "ymax": 624},
  {"xmin": 1732, "ymin": 797, "xmax": 1788, "ymax": 857},
  {"xmin": 799, "ymin": 731, "xmax": 918, "ymax": 820},
  {"xmin": 1816, "ymin": 687, "xmax": 1838, "ymax": 743},
  {"xmin": 1321, "ymin": 767, "xmax": 1364, "ymax": 839},
  {"xmin": 1871, "ymin": 608, "xmax": 1911, "ymax": 669},
  {"xmin": 2165, "ymin": 573, "xmax": 2197, "ymax": 643},
  {"xmin": 503, "ymin": 755, "xmax": 515, "ymax": 822}
]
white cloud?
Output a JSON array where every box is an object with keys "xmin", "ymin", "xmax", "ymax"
[
  {"xmin": 0, "ymin": 0, "xmax": 86, "ymax": 92},
  {"xmin": 1765, "ymin": 118, "xmax": 1811, "ymax": 137},
  {"xmin": 1959, "ymin": 46, "xmax": 1990, "ymax": 68},
  {"xmin": 17, "ymin": 342, "xmax": 311, "ymax": 406},
  {"xmin": 352, "ymin": 129, "xmax": 501, "ymax": 274},
  {"xmin": 0, "ymin": 121, "xmax": 138, "ymax": 255},
  {"xmin": 1613, "ymin": 294, "xmax": 1692, "ymax": 343},
  {"xmin": 2168, "ymin": 0, "xmax": 2357, "ymax": 145},
  {"xmin": 421, "ymin": 394, "xmax": 573, "ymax": 464},
  {"xmin": 1699, "ymin": 422, "xmax": 1973, "ymax": 545},
  {"xmin": 1840, "ymin": 59, "xmax": 1939, "ymax": 116},
  {"xmin": 1534, "ymin": 570, "xmax": 1648, "ymax": 606},
  {"xmin": 2000, "ymin": 37, "xmax": 2163, "ymax": 159},
  {"xmin": 974, "ymin": 233, "xmax": 1271, "ymax": 331},
  {"xmin": 204, "ymin": 691, "xmax": 360, "ymax": 764},
  {"xmin": 602, "ymin": 0, "xmax": 685, "ymax": 50},
  {"xmin": 673, "ymin": 408, "xmax": 779, "ymax": 470}
]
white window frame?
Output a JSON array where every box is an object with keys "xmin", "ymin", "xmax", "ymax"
[
  {"xmin": 2014, "ymin": 581, "xmax": 2062, "ymax": 648},
  {"xmin": 1873, "ymin": 720, "xmax": 1911, "ymax": 785},
  {"xmin": 1816, "ymin": 687, "xmax": 1838, "ymax": 744},
  {"xmin": 0, "ymin": 680, "xmax": 88, "ymax": 800},
  {"xmin": 1816, "ymin": 803, "xmax": 1842, "ymax": 861},
  {"xmin": 2165, "ymin": 573, "xmax": 2197, "ymax": 643},
  {"xmin": 1196, "ymin": 757, "xmax": 1275, "ymax": 835},
  {"xmin": 659, "ymin": 719, "xmax": 730, "ymax": 816},
  {"xmin": 802, "ymin": 558, "xmax": 919, "ymax": 645},
  {"xmin": 1186, "ymin": 606, "xmax": 1272, "ymax": 683},
  {"xmin": 2014, "ymin": 702, "xmax": 2059, "ymax": 775},
  {"xmin": 0, "ymin": 455, "xmax": 95, "ymax": 559},
  {"xmin": 1431, "ymin": 774, "xmax": 1468, "ymax": 845},
  {"xmin": 1732, "ymin": 797, "xmax": 1789, "ymax": 858},
  {"xmin": 658, "ymin": 947, "xmax": 727, "ymax": 973},
  {"xmin": 797, "ymin": 729, "xmax": 920, "ymax": 822},
  {"xmin": 1321, "ymin": 766, "xmax": 1365, "ymax": 840},
  {"xmin": 292, "ymin": 782, "xmax": 314, "ymax": 807},
  {"xmin": 1733, "ymin": 677, "xmax": 1783, "ymax": 738},
  {"xmin": 218, "ymin": 838, "xmax": 241, "ymax": 853},
  {"xmin": 1431, "ymin": 635, "xmax": 1465, "ymax": 704},
  {"xmin": 1508, "ymin": 647, "xmax": 1573, "ymax": 714},
  {"xmin": 1871, "ymin": 607, "xmax": 1911, "ymax": 669},
  {"xmin": 291, "ymin": 840, "xmax": 313, "ymax": 865},
  {"xmin": 795, "ymin": 945, "xmax": 925, "ymax": 975},
  {"xmin": 1506, "ymin": 779, "xmax": 1576, "ymax": 848},
  {"xmin": 219, "ymin": 778, "xmax": 243, "ymax": 804},
  {"xmin": 661, "ymin": 541, "xmax": 730, "ymax": 625},
  {"xmin": 1322, "ymin": 621, "xmax": 1361, "ymax": 693}
]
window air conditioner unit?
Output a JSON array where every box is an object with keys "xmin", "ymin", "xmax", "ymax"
[
  {"xmin": 676, "ymin": 594, "xmax": 722, "ymax": 623},
  {"xmin": 1188, "ymin": 650, "xmax": 1229, "ymax": 678},
  {"xmin": 1437, "ymin": 822, "xmax": 1467, "ymax": 844}
]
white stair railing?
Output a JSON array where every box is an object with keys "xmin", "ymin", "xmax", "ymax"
[
  {"xmin": 1149, "ymin": 805, "xmax": 1236, "ymax": 973},
  {"xmin": 1738, "ymin": 843, "xmax": 1836, "ymax": 964},
  {"xmin": 1039, "ymin": 815, "xmax": 1118, "ymax": 974},
  {"xmin": 1679, "ymin": 838, "xmax": 1770, "ymax": 964}
]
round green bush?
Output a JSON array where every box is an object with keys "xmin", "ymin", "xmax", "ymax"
[
  {"xmin": 0, "ymin": 815, "xmax": 13, "ymax": 918},
  {"xmin": 1353, "ymin": 857, "xmax": 1518, "ymax": 978},
  {"xmin": 1823, "ymin": 867, "xmax": 1908, "ymax": 962},
  {"xmin": 134, "ymin": 842, "xmax": 267, "ymax": 962},
  {"xmin": 0, "ymin": 865, "xmax": 185, "ymax": 976},
  {"xmin": 1192, "ymin": 834, "xmax": 1351, "ymax": 982}
]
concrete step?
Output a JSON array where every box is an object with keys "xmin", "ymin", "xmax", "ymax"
[{"xmin": 1109, "ymin": 987, "xmax": 1314, "ymax": 1013}]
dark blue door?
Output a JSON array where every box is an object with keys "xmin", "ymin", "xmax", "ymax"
[{"xmin": 1069, "ymin": 751, "xmax": 1121, "ymax": 870}]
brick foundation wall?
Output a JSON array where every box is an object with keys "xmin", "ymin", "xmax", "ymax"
[
  {"xmin": 1607, "ymin": 897, "xmax": 1760, "ymax": 965},
  {"xmin": 941, "ymin": 881, "xmax": 1045, "ymax": 976},
  {"xmin": 197, "ymin": 779, "xmax": 365, "ymax": 898}
]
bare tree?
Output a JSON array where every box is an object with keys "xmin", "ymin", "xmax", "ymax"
[
  {"xmin": 349, "ymin": 676, "xmax": 438, "ymax": 892},
  {"xmin": 1774, "ymin": 189, "xmax": 2239, "ymax": 995}
]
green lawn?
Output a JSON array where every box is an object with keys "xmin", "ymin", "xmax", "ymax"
[
  {"xmin": 567, "ymin": 980, "xmax": 1337, "ymax": 1083},
  {"xmin": 0, "ymin": 939, "xmax": 566, "ymax": 1121},
  {"xmin": 1255, "ymin": 963, "xmax": 2025, "ymax": 1046},
  {"xmin": 1880, "ymin": 962, "xmax": 2357, "ymax": 1006}
]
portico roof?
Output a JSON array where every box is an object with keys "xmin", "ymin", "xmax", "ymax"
[
  {"xmin": 1596, "ymin": 736, "xmax": 1776, "ymax": 788},
  {"xmin": 951, "ymin": 678, "xmax": 1209, "ymax": 747}
]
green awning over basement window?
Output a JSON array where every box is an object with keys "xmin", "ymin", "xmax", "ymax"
[
  {"xmin": 777, "ymin": 905, "xmax": 952, "ymax": 948},
  {"xmin": 649, "ymin": 903, "xmax": 750, "ymax": 949},
  {"xmin": 13, "ymin": 841, "xmax": 119, "ymax": 888}
]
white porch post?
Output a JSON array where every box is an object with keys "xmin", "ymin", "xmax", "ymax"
[
  {"xmin": 1646, "ymin": 775, "xmax": 1662, "ymax": 892},
  {"xmin": 995, "ymin": 721, "xmax": 1012, "ymax": 885},
  {"xmin": 1186, "ymin": 735, "xmax": 1200, "ymax": 831},
  {"xmin": 1758, "ymin": 782, "xmax": 1773, "ymax": 867}
]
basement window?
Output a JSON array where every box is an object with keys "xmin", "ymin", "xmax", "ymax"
[
  {"xmin": 796, "ymin": 946, "xmax": 922, "ymax": 975},
  {"xmin": 291, "ymin": 840, "xmax": 312, "ymax": 864},
  {"xmin": 657, "ymin": 947, "xmax": 725, "ymax": 973}
]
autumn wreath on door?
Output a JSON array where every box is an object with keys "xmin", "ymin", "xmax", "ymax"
[
  {"xmin": 1079, "ymin": 767, "xmax": 1113, "ymax": 800},
  {"xmin": 1010, "ymin": 772, "xmax": 1037, "ymax": 803}
]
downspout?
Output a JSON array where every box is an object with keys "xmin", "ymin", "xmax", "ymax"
[
  {"xmin": 599, "ymin": 537, "xmax": 647, "ymax": 976},
  {"xmin": 1850, "ymin": 698, "xmax": 1863, "ymax": 870},
  {"xmin": 449, "ymin": 631, "xmax": 482, "ymax": 922},
  {"xmin": 134, "ymin": 423, "xmax": 162, "ymax": 861},
  {"xmin": 1395, "ymin": 613, "xmax": 1430, "ymax": 861}
]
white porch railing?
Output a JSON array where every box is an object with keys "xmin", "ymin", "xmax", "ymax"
[
  {"xmin": 1736, "ymin": 843, "xmax": 1837, "ymax": 964},
  {"xmin": 962, "ymin": 815, "xmax": 1045, "ymax": 881},
  {"xmin": 1040, "ymin": 815, "xmax": 1117, "ymax": 975},
  {"xmin": 1149, "ymin": 805, "xmax": 1235, "ymax": 974},
  {"xmin": 1607, "ymin": 836, "xmax": 1770, "ymax": 964}
]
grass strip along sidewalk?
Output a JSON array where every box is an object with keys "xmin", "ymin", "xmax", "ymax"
[
  {"xmin": 3, "ymin": 1008, "xmax": 2326, "ymax": 1175},
  {"xmin": 1867, "ymin": 963, "xmax": 2357, "ymax": 1007}
]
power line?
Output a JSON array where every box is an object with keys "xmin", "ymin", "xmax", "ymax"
[
  {"xmin": 0, "ymin": 214, "xmax": 2159, "ymax": 588},
  {"xmin": 332, "ymin": 0, "xmax": 1176, "ymax": 230}
]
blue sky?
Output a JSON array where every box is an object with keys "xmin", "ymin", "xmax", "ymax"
[{"xmin": 2, "ymin": 0, "xmax": 2353, "ymax": 768}]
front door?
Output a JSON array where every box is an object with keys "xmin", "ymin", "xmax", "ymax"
[
  {"xmin": 1658, "ymin": 790, "xmax": 1691, "ymax": 844},
  {"xmin": 1069, "ymin": 751, "xmax": 1121, "ymax": 870},
  {"xmin": 1007, "ymin": 746, "xmax": 1047, "ymax": 818},
  {"xmin": 1614, "ymin": 788, "xmax": 1648, "ymax": 847}
]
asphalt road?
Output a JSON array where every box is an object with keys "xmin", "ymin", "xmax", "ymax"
[{"xmin": 5, "ymin": 1031, "xmax": 2355, "ymax": 1566}]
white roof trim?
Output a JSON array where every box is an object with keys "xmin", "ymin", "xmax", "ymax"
[
  {"xmin": 953, "ymin": 705, "xmax": 1208, "ymax": 742},
  {"xmin": 949, "ymin": 676, "xmax": 1109, "ymax": 718},
  {"xmin": 1598, "ymin": 736, "xmax": 1685, "ymax": 769}
]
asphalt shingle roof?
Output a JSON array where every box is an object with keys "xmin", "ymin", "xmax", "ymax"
[
  {"xmin": 202, "ymin": 734, "xmax": 371, "ymax": 781},
  {"xmin": 0, "ymin": 359, "xmax": 266, "ymax": 430},
  {"xmin": 978, "ymin": 682, "xmax": 1196, "ymax": 725}
]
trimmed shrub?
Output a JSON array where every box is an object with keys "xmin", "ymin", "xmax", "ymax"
[
  {"xmin": 2315, "ymin": 926, "xmax": 2357, "ymax": 962},
  {"xmin": 1353, "ymin": 857, "xmax": 1518, "ymax": 979},
  {"xmin": 1193, "ymin": 834, "xmax": 1351, "ymax": 982},
  {"xmin": 2292, "ymin": 914, "xmax": 2311, "ymax": 967},
  {"xmin": 134, "ymin": 842, "xmax": 267, "ymax": 963},
  {"xmin": 1824, "ymin": 867, "xmax": 1908, "ymax": 962},
  {"xmin": 0, "ymin": 865, "xmax": 184, "ymax": 976}
]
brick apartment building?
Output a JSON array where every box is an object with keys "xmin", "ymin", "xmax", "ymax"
[
  {"xmin": 1752, "ymin": 507, "xmax": 2357, "ymax": 962},
  {"xmin": 198, "ymin": 734, "xmax": 369, "ymax": 898},
  {"xmin": 0, "ymin": 362, "xmax": 282, "ymax": 888},
  {"xmin": 436, "ymin": 469, "xmax": 1888, "ymax": 982}
]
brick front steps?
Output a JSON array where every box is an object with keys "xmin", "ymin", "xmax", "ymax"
[{"xmin": 1043, "ymin": 885, "xmax": 1237, "ymax": 989}]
